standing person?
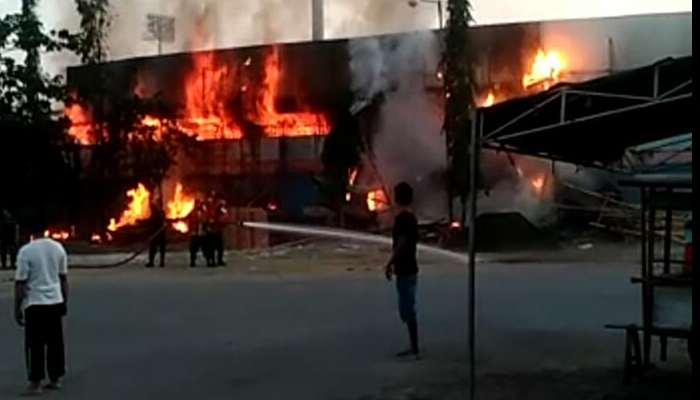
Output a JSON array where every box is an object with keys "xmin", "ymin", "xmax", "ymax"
[
  {"xmin": 188, "ymin": 200, "xmax": 210, "ymax": 267},
  {"xmin": 14, "ymin": 219, "xmax": 69, "ymax": 395},
  {"xmin": 203, "ymin": 193, "xmax": 217, "ymax": 267},
  {"xmin": 209, "ymin": 197, "xmax": 228, "ymax": 267},
  {"xmin": 146, "ymin": 198, "xmax": 166, "ymax": 268},
  {"xmin": 1, "ymin": 208, "xmax": 19, "ymax": 270},
  {"xmin": 384, "ymin": 182, "xmax": 420, "ymax": 360}
]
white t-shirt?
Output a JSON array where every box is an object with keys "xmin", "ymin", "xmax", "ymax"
[{"xmin": 15, "ymin": 238, "xmax": 68, "ymax": 310}]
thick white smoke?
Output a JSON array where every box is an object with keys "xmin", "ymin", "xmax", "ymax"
[{"xmin": 348, "ymin": 32, "xmax": 447, "ymax": 221}]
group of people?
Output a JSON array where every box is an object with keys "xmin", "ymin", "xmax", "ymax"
[
  {"xmin": 146, "ymin": 191, "xmax": 229, "ymax": 268},
  {"xmin": 187, "ymin": 195, "xmax": 228, "ymax": 268},
  {"xmin": 9, "ymin": 182, "xmax": 422, "ymax": 395}
]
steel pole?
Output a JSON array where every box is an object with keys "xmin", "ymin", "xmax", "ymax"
[
  {"xmin": 312, "ymin": 0, "xmax": 324, "ymax": 41},
  {"xmin": 467, "ymin": 111, "xmax": 480, "ymax": 400}
]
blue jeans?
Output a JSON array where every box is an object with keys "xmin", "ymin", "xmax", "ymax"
[{"xmin": 396, "ymin": 274, "xmax": 418, "ymax": 323}]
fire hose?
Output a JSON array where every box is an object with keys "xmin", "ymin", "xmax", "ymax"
[
  {"xmin": 70, "ymin": 224, "xmax": 168, "ymax": 269},
  {"xmin": 69, "ymin": 215, "xmax": 284, "ymax": 270},
  {"xmin": 70, "ymin": 219, "xmax": 246, "ymax": 269}
]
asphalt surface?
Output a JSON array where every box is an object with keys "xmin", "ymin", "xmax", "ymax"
[{"xmin": 0, "ymin": 246, "xmax": 690, "ymax": 400}]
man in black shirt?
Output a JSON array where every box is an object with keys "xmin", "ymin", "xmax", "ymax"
[
  {"xmin": 384, "ymin": 182, "xmax": 420, "ymax": 359},
  {"xmin": 146, "ymin": 198, "xmax": 167, "ymax": 268}
]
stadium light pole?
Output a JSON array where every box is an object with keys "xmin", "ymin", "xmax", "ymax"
[
  {"xmin": 407, "ymin": 0, "xmax": 444, "ymax": 30},
  {"xmin": 143, "ymin": 14, "xmax": 175, "ymax": 55},
  {"xmin": 312, "ymin": 0, "xmax": 324, "ymax": 41}
]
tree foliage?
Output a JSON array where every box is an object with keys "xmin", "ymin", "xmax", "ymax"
[
  {"xmin": 73, "ymin": 0, "xmax": 111, "ymax": 64},
  {"xmin": 0, "ymin": 0, "xmax": 175, "ymax": 231},
  {"xmin": 441, "ymin": 0, "xmax": 475, "ymax": 216},
  {"xmin": 0, "ymin": 0, "xmax": 68, "ymax": 123},
  {"xmin": 0, "ymin": 0, "xmax": 74, "ymax": 219}
]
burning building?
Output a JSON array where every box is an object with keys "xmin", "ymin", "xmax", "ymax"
[{"xmin": 64, "ymin": 12, "xmax": 691, "ymax": 242}]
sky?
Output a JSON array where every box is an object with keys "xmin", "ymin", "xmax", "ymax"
[{"xmin": 0, "ymin": 0, "xmax": 693, "ymax": 73}]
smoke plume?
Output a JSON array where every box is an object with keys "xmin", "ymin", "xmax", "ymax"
[{"xmin": 348, "ymin": 32, "xmax": 447, "ymax": 221}]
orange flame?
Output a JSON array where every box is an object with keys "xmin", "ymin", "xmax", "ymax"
[
  {"xmin": 166, "ymin": 183, "xmax": 196, "ymax": 233},
  {"xmin": 256, "ymin": 48, "xmax": 331, "ymax": 137},
  {"xmin": 481, "ymin": 92, "xmax": 496, "ymax": 107},
  {"xmin": 44, "ymin": 230, "xmax": 70, "ymax": 241},
  {"xmin": 179, "ymin": 50, "xmax": 244, "ymax": 140},
  {"xmin": 66, "ymin": 47, "xmax": 331, "ymax": 144},
  {"xmin": 531, "ymin": 175, "xmax": 546, "ymax": 195},
  {"xmin": 349, "ymin": 168, "xmax": 359, "ymax": 186},
  {"xmin": 367, "ymin": 189, "xmax": 388, "ymax": 212},
  {"xmin": 65, "ymin": 103, "xmax": 92, "ymax": 145},
  {"xmin": 346, "ymin": 168, "xmax": 359, "ymax": 202},
  {"xmin": 108, "ymin": 183, "xmax": 152, "ymax": 232},
  {"xmin": 523, "ymin": 49, "xmax": 565, "ymax": 89}
]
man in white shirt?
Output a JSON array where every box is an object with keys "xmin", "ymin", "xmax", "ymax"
[{"xmin": 14, "ymin": 222, "xmax": 69, "ymax": 395}]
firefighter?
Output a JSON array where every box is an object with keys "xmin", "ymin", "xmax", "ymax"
[
  {"xmin": 209, "ymin": 197, "xmax": 228, "ymax": 267},
  {"xmin": 146, "ymin": 197, "xmax": 166, "ymax": 268},
  {"xmin": 203, "ymin": 192, "xmax": 226, "ymax": 267},
  {"xmin": 1, "ymin": 208, "xmax": 19, "ymax": 270},
  {"xmin": 188, "ymin": 200, "xmax": 211, "ymax": 267}
]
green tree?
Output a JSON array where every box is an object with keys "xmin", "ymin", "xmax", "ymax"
[
  {"xmin": 0, "ymin": 0, "xmax": 67, "ymax": 123},
  {"xmin": 0, "ymin": 0, "xmax": 73, "ymax": 221},
  {"xmin": 441, "ymin": 0, "xmax": 475, "ymax": 222},
  {"xmin": 73, "ymin": 0, "xmax": 111, "ymax": 64}
]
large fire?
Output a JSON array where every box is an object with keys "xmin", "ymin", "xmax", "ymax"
[
  {"xmin": 178, "ymin": 49, "xmax": 243, "ymax": 140},
  {"xmin": 256, "ymin": 48, "xmax": 331, "ymax": 137},
  {"xmin": 66, "ymin": 46, "xmax": 330, "ymax": 143},
  {"xmin": 108, "ymin": 183, "xmax": 151, "ymax": 232},
  {"xmin": 166, "ymin": 183, "xmax": 196, "ymax": 233},
  {"xmin": 107, "ymin": 182, "xmax": 199, "ymax": 234},
  {"xmin": 523, "ymin": 49, "xmax": 566, "ymax": 90}
]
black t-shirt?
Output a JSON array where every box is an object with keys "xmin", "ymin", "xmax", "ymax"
[
  {"xmin": 150, "ymin": 207, "xmax": 166, "ymax": 233},
  {"xmin": 392, "ymin": 211, "xmax": 419, "ymax": 276}
]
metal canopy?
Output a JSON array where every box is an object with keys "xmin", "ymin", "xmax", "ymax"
[
  {"xmin": 478, "ymin": 56, "xmax": 692, "ymax": 167},
  {"xmin": 466, "ymin": 56, "xmax": 692, "ymax": 400}
]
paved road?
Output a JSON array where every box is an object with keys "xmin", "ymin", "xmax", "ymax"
[{"xmin": 0, "ymin": 256, "xmax": 645, "ymax": 400}]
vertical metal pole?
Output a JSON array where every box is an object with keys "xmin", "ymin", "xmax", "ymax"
[
  {"xmin": 156, "ymin": 17, "xmax": 163, "ymax": 55},
  {"xmin": 607, "ymin": 37, "xmax": 614, "ymax": 74},
  {"xmin": 644, "ymin": 188, "xmax": 657, "ymax": 365},
  {"xmin": 467, "ymin": 111, "xmax": 479, "ymax": 400},
  {"xmin": 663, "ymin": 188, "xmax": 672, "ymax": 274},
  {"xmin": 437, "ymin": 1, "xmax": 444, "ymax": 30},
  {"xmin": 559, "ymin": 90, "xmax": 567, "ymax": 123},
  {"xmin": 312, "ymin": 0, "xmax": 325, "ymax": 41},
  {"xmin": 653, "ymin": 65, "xmax": 660, "ymax": 100},
  {"xmin": 639, "ymin": 188, "xmax": 648, "ymax": 364},
  {"xmin": 641, "ymin": 188, "xmax": 648, "ymax": 279}
]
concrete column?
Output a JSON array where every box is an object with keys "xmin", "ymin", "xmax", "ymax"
[{"xmin": 312, "ymin": 0, "xmax": 324, "ymax": 41}]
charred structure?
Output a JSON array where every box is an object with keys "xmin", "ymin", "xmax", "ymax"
[{"xmin": 59, "ymin": 13, "xmax": 691, "ymax": 244}]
